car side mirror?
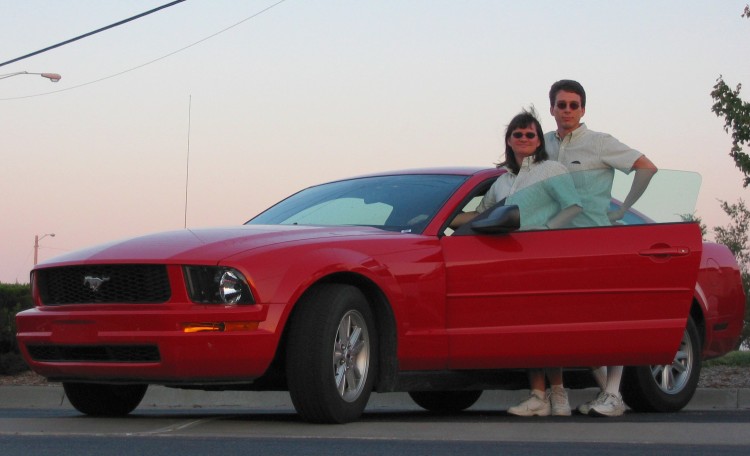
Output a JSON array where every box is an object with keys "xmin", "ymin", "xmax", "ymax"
[{"xmin": 470, "ymin": 205, "xmax": 520, "ymax": 234}]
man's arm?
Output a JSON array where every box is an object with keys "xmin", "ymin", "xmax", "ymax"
[{"xmin": 608, "ymin": 155, "xmax": 658, "ymax": 222}]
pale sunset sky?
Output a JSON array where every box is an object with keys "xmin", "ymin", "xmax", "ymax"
[{"xmin": 1, "ymin": 0, "xmax": 749, "ymax": 283}]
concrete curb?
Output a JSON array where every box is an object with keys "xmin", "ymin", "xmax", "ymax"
[{"xmin": 2, "ymin": 386, "xmax": 749, "ymax": 412}]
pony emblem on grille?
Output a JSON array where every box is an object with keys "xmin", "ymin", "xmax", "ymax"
[{"xmin": 83, "ymin": 276, "xmax": 110, "ymax": 292}]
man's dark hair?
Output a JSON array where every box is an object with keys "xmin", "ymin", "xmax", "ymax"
[
  {"xmin": 549, "ymin": 79, "xmax": 586, "ymax": 108},
  {"xmin": 500, "ymin": 109, "xmax": 547, "ymax": 174}
]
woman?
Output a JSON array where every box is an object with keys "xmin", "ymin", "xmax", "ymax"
[
  {"xmin": 452, "ymin": 109, "xmax": 582, "ymax": 231},
  {"xmin": 452, "ymin": 109, "xmax": 582, "ymax": 416}
]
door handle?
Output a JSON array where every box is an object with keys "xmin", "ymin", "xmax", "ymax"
[{"xmin": 639, "ymin": 246, "xmax": 690, "ymax": 257}]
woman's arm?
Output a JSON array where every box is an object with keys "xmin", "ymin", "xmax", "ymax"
[
  {"xmin": 546, "ymin": 204, "xmax": 582, "ymax": 229},
  {"xmin": 449, "ymin": 211, "xmax": 479, "ymax": 229}
]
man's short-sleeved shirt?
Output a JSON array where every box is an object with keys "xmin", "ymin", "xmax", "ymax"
[
  {"xmin": 544, "ymin": 123, "xmax": 642, "ymax": 227},
  {"xmin": 476, "ymin": 158, "xmax": 581, "ymax": 228}
]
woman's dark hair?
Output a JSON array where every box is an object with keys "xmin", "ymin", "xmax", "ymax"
[
  {"xmin": 499, "ymin": 109, "xmax": 547, "ymax": 174},
  {"xmin": 549, "ymin": 79, "xmax": 586, "ymax": 108}
]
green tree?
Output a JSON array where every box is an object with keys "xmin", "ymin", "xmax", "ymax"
[
  {"xmin": 714, "ymin": 200, "xmax": 750, "ymax": 268},
  {"xmin": 713, "ymin": 200, "xmax": 750, "ymax": 349},
  {"xmin": 710, "ymin": 6, "xmax": 750, "ymax": 349},
  {"xmin": 710, "ymin": 6, "xmax": 750, "ymax": 186},
  {"xmin": 680, "ymin": 213, "xmax": 708, "ymax": 239},
  {"xmin": 711, "ymin": 78, "xmax": 750, "ymax": 186}
]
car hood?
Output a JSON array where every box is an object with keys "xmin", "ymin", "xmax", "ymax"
[{"xmin": 36, "ymin": 225, "xmax": 398, "ymax": 267}]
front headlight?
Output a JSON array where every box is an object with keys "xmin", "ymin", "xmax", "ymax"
[
  {"xmin": 183, "ymin": 266, "xmax": 255, "ymax": 305},
  {"xmin": 218, "ymin": 270, "xmax": 247, "ymax": 304}
]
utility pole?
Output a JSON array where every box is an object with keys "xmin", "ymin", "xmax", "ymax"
[{"xmin": 34, "ymin": 233, "xmax": 55, "ymax": 265}]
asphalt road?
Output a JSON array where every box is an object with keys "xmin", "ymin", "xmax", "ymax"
[
  {"xmin": 1, "ymin": 407, "xmax": 750, "ymax": 455},
  {"xmin": 2, "ymin": 384, "xmax": 750, "ymax": 455}
]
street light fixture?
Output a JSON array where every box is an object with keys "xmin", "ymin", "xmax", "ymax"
[
  {"xmin": 0, "ymin": 71, "xmax": 62, "ymax": 82},
  {"xmin": 34, "ymin": 233, "xmax": 56, "ymax": 266}
]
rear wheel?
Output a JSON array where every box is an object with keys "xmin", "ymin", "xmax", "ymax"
[
  {"xmin": 63, "ymin": 382, "xmax": 147, "ymax": 416},
  {"xmin": 622, "ymin": 317, "xmax": 701, "ymax": 412},
  {"xmin": 286, "ymin": 284, "xmax": 377, "ymax": 423},
  {"xmin": 409, "ymin": 390, "xmax": 483, "ymax": 413}
]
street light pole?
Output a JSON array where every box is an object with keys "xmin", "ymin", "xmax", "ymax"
[
  {"xmin": 34, "ymin": 233, "xmax": 55, "ymax": 266},
  {"xmin": 0, "ymin": 71, "xmax": 62, "ymax": 82}
]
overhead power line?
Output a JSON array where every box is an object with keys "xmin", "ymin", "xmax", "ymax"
[
  {"xmin": 0, "ymin": 0, "xmax": 288, "ymax": 101},
  {"xmin": 0, "ymin": 0, "xmax": 187, "ymax": 69}
]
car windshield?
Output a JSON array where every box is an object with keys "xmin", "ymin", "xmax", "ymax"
[{"xmin": 247, "ymin": 174, "xmax": 468, "ymax": 233}]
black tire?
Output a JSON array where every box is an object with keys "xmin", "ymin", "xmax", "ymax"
[
  {"xmin": 63, "ymin": 382, "xmax": 147, "ymax": 416},
  {"xmin": 409, "ymin": 390, "xmax": 483, "ymax": 413},
  {"xmin": 286, "ymin": 284, "xmax": 377, "ymax": 423},
  {"xmin": 622, "ymin": 317, "xmax": 702, "ymax": 412}
]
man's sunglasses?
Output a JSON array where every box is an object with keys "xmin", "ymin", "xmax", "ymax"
[{"xmin": 556, "ymin": 101, "xmax": 581, "ymax": 110}]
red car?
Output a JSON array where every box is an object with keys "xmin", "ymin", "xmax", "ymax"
[{"xmin": 16, "ymin": 168, "xmax": 745, "ymax": 423}]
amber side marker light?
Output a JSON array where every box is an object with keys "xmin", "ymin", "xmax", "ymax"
[{"xmin": 182, "ymin": 322, "xmax": 259, "ymax": 333}]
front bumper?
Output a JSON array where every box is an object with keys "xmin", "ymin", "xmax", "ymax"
[{"xmin": 15, "ymin": 303, "xmax": 282, "ymax": 384}]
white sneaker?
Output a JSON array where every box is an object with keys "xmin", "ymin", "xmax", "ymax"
[
  {"xmin": 577, "ymin": 393, "xmax": 600, "ymax": 415},
  {"xmin": 507, "ymin": 391, "xmax": 551, "ymax": 417},
  {"xmin": 549, "ymin": 388, "xmax": 571, "ymax": 416},
  {"xmin": 588, "ymin": 392, "xmax": 626, "ymax": 417}
]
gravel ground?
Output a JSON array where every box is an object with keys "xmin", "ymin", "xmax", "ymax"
[
  {"xmin": 1, "ymin": 366, "xmax": 749, "ymax": 388},
  {"xmin": 0, "ymin": 371, "xmax": 50, "ymax": 386},
  {"xmin": 697, "ymin": 365, "xmax": 750, "ymax": 389}
]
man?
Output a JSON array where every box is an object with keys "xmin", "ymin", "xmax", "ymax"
[
  {"xmin": 545, "ymin": 79, "xmax": 658, "ymax": 417},
  {"xmin": 545, "ymin": 80, "xmax": 657, "ymax": 227}
]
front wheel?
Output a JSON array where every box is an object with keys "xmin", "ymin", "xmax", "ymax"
[
  {"xmin": 286, "ymin": 284, "xmax": 377, "ymax": 423},
  {"xmin": 622, "ymin": 317, "xmax": 701, "ymax": 412},
  {"xmin": 409, "ymin": 390, "xmax": 483, "ymax": 413},
  {"xmin": 63, "ymin": 382, "xmax": 147, "ymax": 416}
]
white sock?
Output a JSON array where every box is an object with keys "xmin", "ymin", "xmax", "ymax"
[
  {"xmin": 605, "ymin": 366, "xmax": 623, "ymax": 395},
  {"xmin": 591, "ymin": 366, "xmax": 607, "ymax": 390}
]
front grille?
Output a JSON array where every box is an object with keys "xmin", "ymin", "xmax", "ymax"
[
  {"xmin": 27, "ymin": 344, "xmax": 160, "ymax": 363},
  {"xmin": 36, "ymin": 265, "xmax": 171, "ymax": 305}
]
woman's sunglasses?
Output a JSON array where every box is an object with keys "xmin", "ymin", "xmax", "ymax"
[{"xmin": 512, "ymin": 132, "xmax": 537, "ymax": 139}]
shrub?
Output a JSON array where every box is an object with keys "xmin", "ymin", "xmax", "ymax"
[
  {"xmin": 0, "ymin": 283, "xmax": 32, "ymax": 374},
  {"xmin": 0, "ymin": 352, "xmax": 28, "ymax": 375}
]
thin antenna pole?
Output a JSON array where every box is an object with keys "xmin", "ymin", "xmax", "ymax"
[{"xmin": 184, "ymin": 95, "xmax": 192, "ymax": 229}]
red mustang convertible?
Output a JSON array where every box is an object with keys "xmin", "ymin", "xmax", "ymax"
[{"xmin": 16, "ymin": 168, "xmax": 745, "ymax": 423}]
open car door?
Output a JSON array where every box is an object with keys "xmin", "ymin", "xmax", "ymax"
[{"xmin": 441, "ymin": 170, "xmax": 703, "ymax": 369}]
